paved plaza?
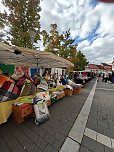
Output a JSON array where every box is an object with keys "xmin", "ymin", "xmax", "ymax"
[
  {"xmin": 0, "ymin": 79, "xmax": 114, "ymax": 152},
  {"xmin": 80, "ymin": 80, "xmax": 114, "ymax": 152}
]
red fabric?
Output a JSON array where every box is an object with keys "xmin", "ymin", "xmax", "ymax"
[
  {"xmin": 83, "ymin": 71, "xmax": 86, "ymax": 76},
  {"xmin": 19, "ymin": 103, "xmax": 31, "ymax": 109},
  {"xmin": 16, "ymin": 75, "xmax": 27, "ymax": 87},
  {"xmin": 0, "ymin": 81, "xmax": 21, "ymax": 102},
  {"xmin": 15, "ymin": 66, "xmax": 34, "ymax": 85},
  {"xmin": 0, "ymin": 75, "xmax": 13, "ymax": 86},
  {"xmin": 15, "ymin": 66, "xmax": 29, "ymax": 75}
]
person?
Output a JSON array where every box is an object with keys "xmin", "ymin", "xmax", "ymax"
[
  {"xmin": 79, "ymin": 72, "xmax": 82, "ymax": 78},
  {"xmin": 33, "ymin": 74, "xmax": 41, "ymax": 87},
  {"xmin": 42, "ymin": 70, "xmax": 51, "ymax": 82},
  {"xmin": 109, "ymin": 73, "xmax": 112, "ymax": 83},
  {"xmin": 104, "ymin": 72, "xmax": 109, "ymax": 84},
  {"xmin": 97, "ymin": 73, "xmax": 101, "ymax": 82},
  {"xmin": 60, "ymin": 75, "xmax": 67, "ymax": 85},
  {"xmin": 112, "ymin": 71, "xmax": 114, "ymax": 83},
  {"xmin": 102, "ymin": 73, "xmax": 105, "ymax": 82},
  {"xmin": 74, "ymin": 72, "xmax": 78, "ymax": 83}
]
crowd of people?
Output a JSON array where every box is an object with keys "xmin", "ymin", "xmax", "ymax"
[{"xmin": 97, "ymin": 71, "xmax": 114, "ymax": 84}]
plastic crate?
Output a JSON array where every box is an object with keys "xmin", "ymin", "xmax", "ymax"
[{"xmin": 51, "ymin": 96, "xmax": 58, "ymax": 104}]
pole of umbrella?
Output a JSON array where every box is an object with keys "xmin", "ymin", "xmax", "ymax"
[{"xmin": 36, "ymin": 58, "xmax": 39, "ymax": 74}]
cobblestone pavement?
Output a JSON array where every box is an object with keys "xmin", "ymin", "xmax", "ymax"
[
  {"xmin": 79, "ymin": 80, "xmax": 114, "ymax": 152},
  {"xmin": 0, "ymin": 81, "xmax": 95, "ymax": 152}
]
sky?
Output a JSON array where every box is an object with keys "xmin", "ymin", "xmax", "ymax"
[
  {"xmin": 0, "ymin": 0, "xmax": 114, "ymax": 64},
  {"xmin": 40, "ymin": 0, "xmax": 114, "ymax": 64}
]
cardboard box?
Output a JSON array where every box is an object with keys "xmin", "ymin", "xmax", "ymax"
[
  {"xmin": 12, "ymin": 104, "xmax": 33, "ymax": 124},
  {"xmin": 47, "ymin": 99, "xmax": 51, "ymax": 107},
  {"xmin": 65, "ymin": 88, "xmax": 73, "ymax": 96},
  {"xmin": 73, "ymin": 87, "xmax": 81, "ymax": 95},
  {"xmin": 57, "ymin": 91, "xmax": 65, "ymax": 100}
]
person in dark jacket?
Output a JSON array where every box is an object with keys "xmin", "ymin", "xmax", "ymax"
[
  {"xmin": 60, "ymin": 75, "xmax": 67, "ymax": 85},
  {"xmin": 112, "ymin": 71, "xmax": 114, "ymax": 83}
]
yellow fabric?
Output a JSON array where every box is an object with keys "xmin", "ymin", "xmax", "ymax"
[
  {"xmin": 0, "ymin": 100, "xmax": 14, "ymax": 124},
  {"xmin": 12, "ymin": 95, "xmax": 35, "ymax": 103},
  {"xmin": 48, "ymin": 85, "xmax": 64, "ymax": 93},
  {"xmin": 20, "ymin": 79, "xmax": 31, "ymax": 95},
  {"xmin": 0, "ymin": 80, "xmax": 39, "ymax": 125},
  {"xmin": 0, "ymin": 95, "xmax": 35, "ymax": 125}
]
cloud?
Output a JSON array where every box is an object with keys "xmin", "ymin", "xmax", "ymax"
[
  {"xmin": 0, "ymin": 0, "xmax": 114, "ymax": 64},
  {"xmin": 78, "ymin": 36, "xmax": 114, "ymax": 63},
  {"xmin": 40, "ymin": 0, "xmax": 114, "ymax": 63},
  {"xmin": 77, "ymin": 2, "xmax": 114, "ymax": 63}
]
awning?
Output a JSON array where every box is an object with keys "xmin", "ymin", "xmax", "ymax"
[{"xmin": 0, "ymin": 42, "xmax": 74, "ymax": 68}]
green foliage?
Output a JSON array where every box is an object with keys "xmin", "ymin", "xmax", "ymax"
[
  {"xmin": 41, "ymin": 23, "xmax": 88, "ymax": 71},
  {"xmin": 1, "ymin": 0, "xmax": 41, "ymax": 48},
  {"xmin": 0, "ymin": 12, "xmax": 6, "ymax": 41},
  {"xmin": 41, "ymin": 24, "xmax": 75, "ymax": 57},
  {"xmin": 0, "ymin": 17, "xmax": 5, "ymax": 28},
  {"xmin": 73, "ymin": 51, "xmax": 88, "ymax": 71}
]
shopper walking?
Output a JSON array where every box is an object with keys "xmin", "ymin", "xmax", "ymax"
[{"xmin": 104, "ymin": 72, "xmax": 109, "ymax": 84}]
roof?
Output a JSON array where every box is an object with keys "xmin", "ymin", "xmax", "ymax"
[
  {"xmin": 104, "ymin": 65, "xmax": 112, "ymax": 71},
  {"xmin": 0, "ymin": 42, "xmax": 74, "ymax": 68},
  {"xmin": 101, "ymin": 63, "xmax": 109, "ymax": 66},
  {"xmin": 88, "ymin": 64, "xmax": 99, "ymax": 69},
  {"xmin": 96, "ymin": 65, "xmax": 104, "ymax": 70}
]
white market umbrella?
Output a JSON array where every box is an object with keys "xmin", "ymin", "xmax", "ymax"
[{"xmin": 0, "ymin": 42, "xmax": 74, "ymax": 70}]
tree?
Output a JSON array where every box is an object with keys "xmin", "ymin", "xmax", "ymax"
[
  {"xmin": 42, "ymin": 24, "xmax": 61, "ymax": 55},
  {"xmin": 41, "ymin": 23, "xmax": 88, "ymax": 71},
  {"xmin": 1, "ymin": 0, "xmax": 41, "ymax": 48},
  {"xmin": 0, "ymin": 17, "xmax": 5, "ymax": 29},
  {"xmin": 0, "ymin": 11, "xmax": 6, "ymax": 41},
  {"xmin": 42, "ymin": 23, "xmax": 75, "ymax": 58},
  {"xmin": 73, "ymin": 51, "xmax": 88, "ymax": 71}
]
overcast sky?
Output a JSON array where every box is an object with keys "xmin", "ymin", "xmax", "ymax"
[
  {"xmin": 40, "ymin": 0, "xmax": 114, "ymax": 64},
  {"xmin": 0, "ymin": 0, "xmax": 114, "ymax": 64}
]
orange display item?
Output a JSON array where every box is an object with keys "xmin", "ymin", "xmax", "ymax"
[{"xmin": 0, "ymin": 75, "xmax": 14, "ymax": 87}]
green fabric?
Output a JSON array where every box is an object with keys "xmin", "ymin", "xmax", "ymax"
[
  {"xmin": 15, "ymin": 95, "xmax": 34, "ymax": 104},
  {"xmin": 0, "ymin": 64, "xmax": 15, "ymax": 74}
]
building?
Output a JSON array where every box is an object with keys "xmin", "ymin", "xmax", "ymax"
[
  {"xmin": 101, "ymin": 63, "xmax": 112, "ymax": 73},
  {"xmin": 51, "ymin": 68, "xmax": 66, "ymax": 79},
  {"xmin": 96, "ymin": 64, "xmax": 104, "ymax": 73},
  {"xmin": 85, "ymin": 63, "xmax": 112, "ymax": 73},
  {"xmin": 85, "ymin": 64, "xmax": 99, "ymax": 73}
]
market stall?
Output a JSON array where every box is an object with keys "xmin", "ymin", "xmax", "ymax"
[{"xmin": 0, "ymin": 42, "xmax": 74, "ymax": 124}]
